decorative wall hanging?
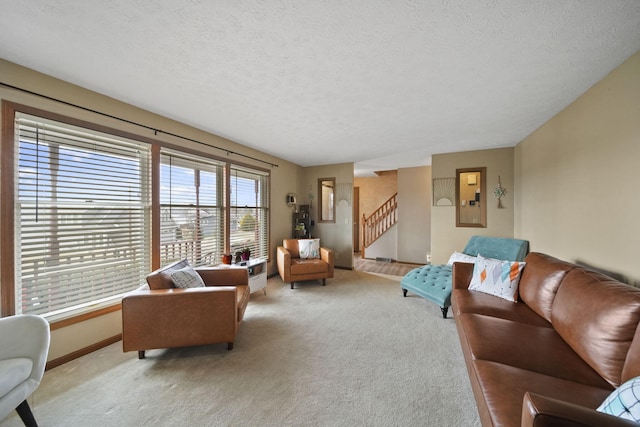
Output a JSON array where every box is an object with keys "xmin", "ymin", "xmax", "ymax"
[
  {"xmin": 493, "ymin": 176, "xmax": 507, "ymax": 208},
  {"xmin": 336, "ymin": 183, "xmax": 352, "ymax": 206},
  {"xmin": 433, "ymin": 178, "xmax": 456, "ymax": 206}
]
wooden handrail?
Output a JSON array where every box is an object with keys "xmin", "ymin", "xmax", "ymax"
[{"xmin": 362, "ymin": 193, "xmax": 397, "ymax": 258}]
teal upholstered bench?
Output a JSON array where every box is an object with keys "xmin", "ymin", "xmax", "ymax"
[{"xmin": 401, "ymin": 236, "xmax": 529, "ymax": 318}]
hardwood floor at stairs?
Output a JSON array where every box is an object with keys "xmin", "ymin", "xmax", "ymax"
[{"xmin": 353, "ymin": 253, "xmax": 420, "ymax": 277}]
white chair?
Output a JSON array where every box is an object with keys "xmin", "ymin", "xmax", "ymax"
[{"xmin": 0, "ymin": 314, "xmax": 50, "ymax": 427}]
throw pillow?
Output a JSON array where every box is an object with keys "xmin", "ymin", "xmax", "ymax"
[
  {"xmin": 468, "ymin": 255, "xmax": 526, "ymax": 302},
  {"xmin": 298, "ymin": 238, "xmax": 320, "ymax": 259},
  {"xmin": 171, "ymin": 265, "xmax": 206, "ymax": 289},
  {"xmin": 597, "ymin": 376, "xmax": 640, "ymax": 422},
  {"xmin": 447, "ymin": 251, "xmax": 477, "ymax": 266}
]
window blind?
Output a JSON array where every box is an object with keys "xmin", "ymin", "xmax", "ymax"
[
  {"xmin": 160, "ymin": 149, "xmax": 224, "ymax": 267},
  {"xmin": 15, "ymin": 113, "xmax": 151, "ymax": 320},
  {"xmin": 229, "ymin": 164, "xmax": 270, "ymax": 260}
]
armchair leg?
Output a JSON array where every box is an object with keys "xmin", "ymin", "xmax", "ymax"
[
  {"xmin": 322, "ymin": 279, "xmax": 326, "ymax": 286},
  {"xmin": 138, "ymin": 350, "xmax": 146, "ymax": 359},
  {"xmin": 16, "ymin": 399, "xmax": 38, "ymax": 427},
  {"xmin": 290, "ymin": 282, "xmax": 294, "ymax": 289},
  {"xmin": 227, "ymin": 342, "xmax": 234, "ymax": 350}
]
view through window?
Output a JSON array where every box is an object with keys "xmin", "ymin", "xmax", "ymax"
[{"xmin": 5, "ymin": 110, "xmax": 270, "ymax": 321}]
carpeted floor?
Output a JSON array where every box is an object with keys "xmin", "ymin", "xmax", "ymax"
[{"xmin": 1, "ymin": 269, "xmax": 479, "ymax": 427}]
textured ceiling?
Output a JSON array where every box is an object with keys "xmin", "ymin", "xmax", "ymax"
[{"xmin": 1, "ymin": 1, "xmax": 639, "ymax": 176}]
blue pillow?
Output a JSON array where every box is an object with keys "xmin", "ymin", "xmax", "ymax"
[{"xmin": 597, "ymin": 376, "xmax": 640, "ymax": 421}]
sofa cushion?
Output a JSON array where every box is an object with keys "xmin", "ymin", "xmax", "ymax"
[
  {"xmin": 0, "ymin": 358, "xmax": 32, "ymax": 397},
  {"xmin": 283, "ymin": 239, "xmax": 300, "ymax": 258},
  {"xmin": 457, "ymin": 313, "xmax": 612, "ymax": 389},
  {"xmin": 551, "ymin": 268, "xmax": 640, "ymax": 388},
  {"xmin": 298, "ymin": 238, "xmax": 320, "ymax": 259},
  {"xmin": 452, "ymin": 289, "xmax": 553, "ymax": 327},
  {"xmin": 290, "ymin": 258, "xmax": 328, "ymax": 275},
  {"xmin": 171, "ymin": 265, "xmax": 206, "ymax": 289},
  {"xmin": 597, "ymin": 376, "xmax": 640, "ymax": 422},
  {"xmin": 518, "ymin": 252, "xmax": 575, "ymax": 322},
  {"xmin": 468, "ymin": 255, "xmax": 526, "ymax": 302},
  {"xmin": 471, "ymin": 360, "xmax": 612, "ymax": 427},
  {"xmin": 146, "ymin": 259, "xmax": 190, "ymax": 290}
]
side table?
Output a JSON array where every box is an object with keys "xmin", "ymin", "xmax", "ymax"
[{"xmin": 215, "ymin": 258, "xmax": 267, "ymax": 295}]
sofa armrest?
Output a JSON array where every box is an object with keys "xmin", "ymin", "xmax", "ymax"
[
  {"xmin": 452, "ymin": 262, "xmax": 475, "ymax": 290},
  {"xmin": 320, "ymin": 247, "xmax": 334, "ymax": 270},
  {"xmin": 196, "ymin": 267, "xmax": 248, "ymax": 286},
  {"xmin": 0, "ymin": 315, "xmax": 50, "ymax": 383},
  {"xmin": 521, "ymin": 392, "xmax": 638, "ymax": 427},
  {"xmin": 277, "ymin": 246, "xmax": 292, "ymax": 282}
]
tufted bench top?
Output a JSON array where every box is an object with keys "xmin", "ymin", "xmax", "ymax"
[{"xmin": 401, "ymin": 265, "xmax": 453, "ymax": 307}]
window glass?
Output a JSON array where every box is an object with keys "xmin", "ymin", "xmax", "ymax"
[
  {"xmin": 160, "ymin": 150, "xmax": 224, "ymax": 266},
  {"xmin": 15, "ymin": 113, "xmax": 151, "ymax": 320},
  {"xmin": 229, "ymin": 165, "xmax": 269, "ymax": 261}
]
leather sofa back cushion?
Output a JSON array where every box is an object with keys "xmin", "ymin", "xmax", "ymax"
[
  {"xmin": 518, "ymin": 252, "xmax": 574, "ymax": 322},
  {"xmin": 551, "ymin": 268, "xmax": 640, "ymax": 388},
  {"xmin": 146, "ymin": 259, "xmax": 190, "ymax": 290},
  {"xmin": 283, "ymin": 239, "xmax": 300, "ymax": 258}
]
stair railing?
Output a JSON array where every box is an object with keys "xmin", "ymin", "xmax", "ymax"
[{"xmin": 362, "ymin": 193, "xmax": 397, "ymax": 258}]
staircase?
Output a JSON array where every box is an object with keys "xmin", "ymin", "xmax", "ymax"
[{"xmin": 361, "ymin": 193, "xmax": 397, "ymax": 259}]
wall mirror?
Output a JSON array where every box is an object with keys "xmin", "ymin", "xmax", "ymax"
[
  {"xmin": 456, "ymin": 167, "xmax": 486, "ymax": 227},
  {"xmin": 318, "ymin": 177, "xmax": 335, "ymax": 223}
]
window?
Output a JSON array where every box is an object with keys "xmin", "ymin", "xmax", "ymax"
[
  {"xmin": 13, "ymin": 113, "xmax": 151, "ymax": 320},
  {"xmin": 229, "ymin": 164, "xmax": 270, "ymax": 260},
  {"xmin": 160, "ymin": 149, "xmax": 224, "ymax": 266},
  {"xmin": 2, "ymin": 105, "xmax": 271, "ymax": 322}
]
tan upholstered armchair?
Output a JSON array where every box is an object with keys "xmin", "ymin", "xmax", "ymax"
[
  {"xmin": 122, "ymin": 259, "xmax": 250, "ymax": 359},
  {"xmin": 277, "ymin": 239, "xmax": 334, "ymax": 289}
]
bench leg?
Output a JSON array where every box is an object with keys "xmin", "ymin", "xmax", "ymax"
[{"xmin": 441, "ymin": 306, "xmax": 449, "ymax": 319}]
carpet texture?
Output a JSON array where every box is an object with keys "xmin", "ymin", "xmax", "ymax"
[{"xmin": 1, "ymin": 270, "xmax": 480, "ymax": 427}]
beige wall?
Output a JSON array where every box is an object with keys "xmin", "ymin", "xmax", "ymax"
[
  {"xmin": 398, "ymin": 166, "xmax": 432, "ymax": 264},
  {"xmin": 431, "ymin": 148, "xmax": 515, "ymax": 264},
  {"xmin": 0, "ymin": 59, "xmax": 301, "ymax": 360},
  {"xmin": 301, "ymin": 163, "xmax": 354, "ymax": 269},
  {"xmin": 515, "ymin": 51, "xmax": 640, "ymax": 285}
]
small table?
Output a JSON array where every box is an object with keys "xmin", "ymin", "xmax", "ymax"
[{"xmin": 216, "ymin": 258, "xmax": 267, "ymax": 295}]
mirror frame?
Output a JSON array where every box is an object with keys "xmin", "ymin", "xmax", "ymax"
[
  {"xmin": 318, "ymin": 177, "xmax": 336, "ymax": 223},
  {"xmin": 455, "ymin": 167, "xmax": 486, "ymax": 228}
]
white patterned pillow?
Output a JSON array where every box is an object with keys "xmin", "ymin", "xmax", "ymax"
[
  {"xmin": 171, "ymin": 265, "xmax": 205, "ymax": 288},
  {"xmin": 597, "ymin": 376, "xmax": 640, "ymax": 421},
  {"xmin": 298, "ymin": 239, "xmax": 320, "ymax": 259},
  {"xmin": 447, "ymin": 251, "xmax": 477, "ymax": 266},
  {"xmin": 468, "ymin": 255, "xmax": 526, "ymax": 302}
]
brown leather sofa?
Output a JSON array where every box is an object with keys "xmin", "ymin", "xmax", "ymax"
[
  {"xmin": 122, "ymin": 260, "xmax": 250, "ymax": 359},
  {"xmin": 451, "ymin": 252, "xmax": 640, "ymax": 427},
  {"xmin": 277, "ymin": 239, "xmax": 334, "ymax": 289}
]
